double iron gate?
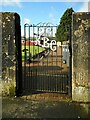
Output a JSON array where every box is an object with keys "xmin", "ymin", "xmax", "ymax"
[{"xmin": 16, "ymin": 23, "xmax": 72, "ymax": 96}]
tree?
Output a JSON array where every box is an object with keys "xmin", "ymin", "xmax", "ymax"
[{"xmin": 56, "ymin": 8, "xmax": 74, "ymax": 42}]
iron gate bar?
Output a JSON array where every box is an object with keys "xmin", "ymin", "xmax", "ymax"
[
  {"xmin": 15, "ymin": 13, "xmax": 22, "ymax": 96},
  {"xmin": 28, "ymin": 25, "xmax": 30, "ymax": 90},
  {"xmin": 33, "ymin": 24, "xmax": 35, "ymax": 91},
  {"xmin": 69, "ymin": 24, "xmax": 72, "ymax": 96},
  {"xmin": 24, "ymin": 24, "xmax": 26, "ymax": 90},
  {"xmin": 27, "ymin": 25, "xmax": 29, "ymax": 90}
]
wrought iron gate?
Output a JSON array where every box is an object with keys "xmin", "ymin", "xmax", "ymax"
[{"xmin": 21, "ymin": 23, "xmax": 71, "ymax": 95}]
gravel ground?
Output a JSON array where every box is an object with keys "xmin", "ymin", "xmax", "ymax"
[{"xmin": 2, "ymin": 94, "xmax": 90, "ymax": 119}]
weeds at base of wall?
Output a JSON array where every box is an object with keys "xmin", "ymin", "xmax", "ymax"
[{"xmin": 2, "ymin": 80, "xmax": 16, "ymax": 97}]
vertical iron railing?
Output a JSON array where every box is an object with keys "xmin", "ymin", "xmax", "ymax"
[
  {"xmin": 68, "ymin": 24, "xmax": 72, "ymax": 96},
  {"xmin": 22, "ymin": 22, "xmax": 70, "ymax": 94},
  {"xmin": 15, "ymin": 13, "xmax": 22, "ymax": 96}
]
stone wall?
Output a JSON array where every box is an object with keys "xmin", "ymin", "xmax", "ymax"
[
  {"xmin": 0, "ymin": 13, "xmax": 2, "ymax": 120},
  {"xmin": 72, "ymin": 12, "xmax": 90, "ymax": 102},
  {"xmin": 1, "ymin": 12, "xmax": 22, "ymax": 96}
]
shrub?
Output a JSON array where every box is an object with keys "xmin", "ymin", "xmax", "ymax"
[{"xmin": 2, "ymin": 80, "xmax": 16, "ymax": 97}]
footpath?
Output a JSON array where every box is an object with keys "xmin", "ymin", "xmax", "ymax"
[{"xmin": 2, "ymin": 93, "xmax": 90, "ymax": 119}]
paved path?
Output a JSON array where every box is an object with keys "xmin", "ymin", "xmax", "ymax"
[{"xmin": 2, "ymin": 96, "xmax": 90, "ymax": 119}]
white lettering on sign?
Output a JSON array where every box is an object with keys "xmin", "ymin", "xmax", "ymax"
[
  {"xmin": 42, "ymin": 37, "xmax": 49, "ymax": 48},
  {"xmin": 34, "ymin": 35, "xmax": 57, "ymax": 51},
  {"xmin": 50, "ymin": 40, "xmax": 57, "ymax": 51}
]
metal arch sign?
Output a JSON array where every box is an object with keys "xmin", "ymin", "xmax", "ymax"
[{"xmin": 24, "ymin": 23, "xmax": 57, "ymax": 52}]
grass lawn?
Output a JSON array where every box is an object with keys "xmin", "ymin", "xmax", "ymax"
[{"xmin": 22, "ymin": 45, "xmax": 45, "ymax": 60}]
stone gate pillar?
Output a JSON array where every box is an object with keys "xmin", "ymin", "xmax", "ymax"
[
  {"xmin": 72, "ymin": 12, "xmax": 90, "ymax": 102},
  {"xmin": 1, "ymin": 12, "xmax": 22, "ymax": 96}
]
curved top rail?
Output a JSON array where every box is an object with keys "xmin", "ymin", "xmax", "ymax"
[
  {"xmin": 23, "ymin": 22, "xmax": 58, "ymax": 27},
  {"xmin": 24, "ymin": 23, "xmax": 30, "ymax": 27}
]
